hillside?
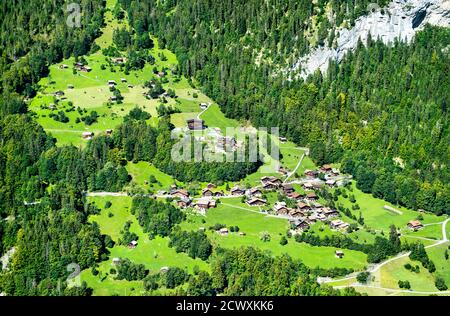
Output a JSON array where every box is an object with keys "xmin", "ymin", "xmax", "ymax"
[{"xmin": 0, "ymin": 0, "xmax": 449, "ymax": 299}]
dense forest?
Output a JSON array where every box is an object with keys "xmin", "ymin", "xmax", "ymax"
[
  {"xmin": 0, "ymin": 0, "xmax": 105, "ymax": 96},
  {"xmin": 120, "ymin": 0, "xmax": 449, "ymax": 215}
]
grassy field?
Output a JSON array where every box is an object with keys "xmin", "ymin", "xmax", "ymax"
[
  {"xmin": 31, "ymin": 3, "xmax": 212, "ymax": 148},
  {"xmin": 81, "ymin": 196, "xmax": 209, "ymax": 295},
  {"xmin": 380, "ymin": 256, "xmax": 438, "ymax": 291}
]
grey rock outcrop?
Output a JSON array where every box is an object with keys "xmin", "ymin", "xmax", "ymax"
[{"xmin": 288, "ymin": 0, "xmax": 450, "ymax": 79}]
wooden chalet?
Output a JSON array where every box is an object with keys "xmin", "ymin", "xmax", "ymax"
[
  {"xmin": 260, "ymin": 176, "xmax": 282, "ymax": 186},
  {"xmin": 247, "ymin": 198, "xmax": 267, "ymax": 207},
  {"xmin": 297, "ymin": 202, "xmax": 311, "ymax": 211},
  {"xmin": 323, "ymin": 208, "xmax": 339, "ymax": 219},
  {"xmin": 218, "ymin": 228, "xmax": 229, "ymax": 236},
  {"xmin": 320, "ymin": 164, "xmax": 333, "ymax": 173},
  {"xmin": 290, "ymin": 219, "xmax": 309, "ymax": 231},
  {"xmin": 177, "ymin": 197, "xmax": 192, "ymax": 209},
  {"xmin": 289, "ymin": 209, "xmax": 305, "ymax": 218},
  {"xmin": 326, "ymin": 179, "xmax": 336, "ymax": 187},
  {"xmin": 304, "ymin": 170, "xmax": 318, "ymax": 178},
  {"xmin": 306, "ymin": 192, "xmax": 319, "ymax": 201},
  {"xmin": 128, "ymin": 240, "xmax": 138, "ymax": 249},
  {"xmin": 330, "ymin": 220, "xmax": 350, "ymax": 230},
  {"xmin": 249, "ymin": 188, "xmax": 262, "ymax": 197}
]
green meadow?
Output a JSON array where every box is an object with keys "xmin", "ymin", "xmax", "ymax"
[
  {"xmin": 81, "ymin": 196, "xmax": 208, "ymax": 295},
  {"xmin": 179, "ymin": 198, "xmax": 368, "ymax": 270},
  {"xmin": 335, "ymin": 182, "xmax": 442, "ymax": 234}
]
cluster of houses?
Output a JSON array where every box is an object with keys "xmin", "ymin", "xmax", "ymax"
[{"xmin": 159, "ymin": 186, "xmax": 218, "ymax": 215}]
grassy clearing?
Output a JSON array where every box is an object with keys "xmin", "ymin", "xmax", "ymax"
[
  {"xmin": 379, "ymin": 256, "xmax": 438, "ymax": 292},
  {"xmin": 125, "ymin": 161, "xmax": 178, "ymax": 191},
  {"xmin": 426, "ymin": 243, "xmax": 450, "ymax": 286}
]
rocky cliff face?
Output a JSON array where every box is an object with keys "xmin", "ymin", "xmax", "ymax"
[{"xmin": 288, "ymin": 0, "xmax": 450, "ymax": 79}]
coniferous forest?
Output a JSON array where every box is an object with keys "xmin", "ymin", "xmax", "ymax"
[{"xmin": 0, "ymin": 0, "xmax": 448, "ymax": 298}]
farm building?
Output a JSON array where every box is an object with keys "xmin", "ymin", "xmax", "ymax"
[
  {"xmin": 218, "ymin": 228, "xmax": 229, "ymax": 236},
  {"xmin": 297, "ymin": 202, "xmax": 311, "ymax": 211},
  {"xmin": 335, "ymin": 250, "xmax": 345, "ymax": 258},
  {"xmin": 290, "ymin": 219, "xmax": 309, "ymax": 231},
  {"xmin": 282, "ymin": 184, "xmax": 294, "ymax": 194},
  {"xmin": 288, "ymin": 192, "xmax": 304, "ymax": 200},
  {"xmin": 177, "ymin": 197, "xmax": 192, "ymax": 209},
  {"xmin": 249, "ymin": 188, "xmax": 262, "ymax": 197},
  {"xmin": 305, "ymin": 192, "xmax": 318, "ymax": 201},
  {"xmin": 407, "ymin": 220, "xmax": 424, "ymax": 231},
  {"xmin": 112, "ymin": 258, "xmax": 121, "ymax": 265},
  {"xmin": 187, "ymin": 119, "xmax": 205, "ymax": 130},
  {"xmin": 330, "ymin": 220, "xmax": 350, "ymax": 231},
  {"xmin": 128, "ymin": 240, "xmax": 138, "ymax": 249}
]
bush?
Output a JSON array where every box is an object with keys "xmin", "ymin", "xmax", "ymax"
[
  {"xmin": 280, "ymin": 236, "xmax": 288, "ymax": 246},
  {"xmin": 435, "ymin": 277, "xmax": 448, "ymax": 291},
  {"xmin": 398, "ymin": 280, "xmax": 411, "ymax": 289},
  {"xmin": 105, "ymin": 201, "xmax": 112, "ymax": 209},
  {"xmin": 356, "ymin": 272, "xmax": 370, "ymax": 284}
]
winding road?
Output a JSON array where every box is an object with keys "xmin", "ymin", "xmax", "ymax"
[{"xmin": 320, "ymin": 218, "xmax": 450, "ymax": 294}]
